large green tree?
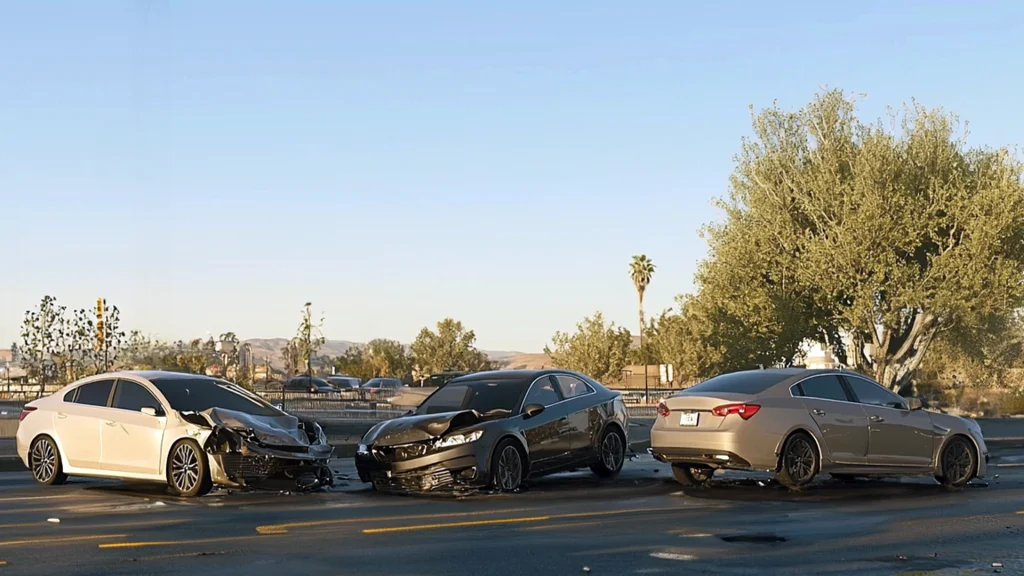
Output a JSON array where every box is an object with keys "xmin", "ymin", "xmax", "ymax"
[
  {"xmin": 410, "ymin": 319, "xmax": 493, "ymax": 376},
  {"xmin": 365, "ymin": 338, "xmax": 412, "ymax": 378},
  {"xmin": 333, "ymin": 346, "xmax": 376, "ymax": 381},
  {"xmin": 695, "ymin": 89, "xmax": 1024, "ymax": 392},
  {"xmin": 545, "ymin": 312, "xmax": 632, "ymax": 383}
]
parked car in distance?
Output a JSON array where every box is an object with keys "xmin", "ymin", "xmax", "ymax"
[
  {"xmin": 326, "ymin": 376, "xmax": 361, "ymax": 391},
  {"xmin": 355, "ymin": 369, "xmax": 630, "ymax": 494},
  {"xmin": 650, "ymin": 368, "xmax": 989, "ymax": 490},
  {"xmin": 419, "ymin": 372, "xmax": 470, "ymax": 388},
  {"xmin": 361, "ymin": 377, "xmax": 404, "ymax": 396},
  {"xmin": 286, "ymin": 376, "xmax": 335, "ymax": 394},
  {"xmin": 17, "ymin": 371, "xmax": 334, "ymax": 496}
]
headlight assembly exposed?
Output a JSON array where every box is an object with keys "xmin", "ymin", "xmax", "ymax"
[{"xmin": 435, "ymin": 430, "xmax": 483, "ymax": 449}]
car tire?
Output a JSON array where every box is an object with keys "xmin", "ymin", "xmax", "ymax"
[
  {"xmin": 590, "ymin": 427, "xmax": 626, "ymax": 478},
  {"xmin": 671, "ymin": 464, "xmax": 713, "ymax": 487},
  {"xmin": 936, "ymin": 436, "xmax": 976, "ymax": 488},
  {"xmin": 775, "ymin": 431, "xmax": 819, "ymax": 490},
  {"xmin": 29, "ymin": 435, "xmax": 68, "ymax": 486},
  {"xmin": 167, "ymin": 439, "xmax": 212, "ymax": 498},
  {"xmin": 490, "ymin": 439, "xmax": 525, "ymax": 492}
]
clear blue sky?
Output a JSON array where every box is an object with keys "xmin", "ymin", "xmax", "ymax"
[{"xmin": 1, "ymin": 1, "xmax": 1022, "ymax": 352}]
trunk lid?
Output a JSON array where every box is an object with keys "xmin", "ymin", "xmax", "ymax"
[{"xmin": 662, "ymin": 392, "xmax": 758, "ymax": 430}]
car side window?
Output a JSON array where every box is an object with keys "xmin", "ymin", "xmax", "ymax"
[
  {"xmin": 113, "ymin": 380, "xmax": 161, "ymax": 413},
  {"xmin": 799, "ymin": 375, "xmax": 849, "ymax": 403},
  {"xmin": 845, "ymin": 377, "xmax": 906, "ymax": 410},
  {"xmin": 63, "ymin": 389, "xmax": 76, "ymax": 402},
  {"xmin": 74, "ymin": 380, "xmax": 115, "ymax": 407},
  {"xmin": 554, "ymin": 375, "xmax": 592, "ymax": 399},
  {"xmin": 523, "ymin": 376, "xmax": 562, "ymax": 407}
]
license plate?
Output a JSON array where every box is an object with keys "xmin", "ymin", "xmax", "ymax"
[{"xmin": 679, "ymin": 412, "xmax": 699, "ymax": 426}]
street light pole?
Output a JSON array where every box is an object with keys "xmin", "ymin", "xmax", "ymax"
[{"xmin": 304, "ymin": 302, "xmax": 313, "ymax": 377}]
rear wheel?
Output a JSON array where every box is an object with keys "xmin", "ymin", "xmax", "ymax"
[
  {"xmin": 776, "ymin": 432, "xmax": 819, "ymax": 490},
  {"xmin": 491, "ymin": 439, "xmax": 525, "ymax": 492},
  {"xmin": 936, "ymin": 436, "xmax": 976, "ymax": 488},
  {"xmin": 167, "ymin": 439, "xmax": 212, "ymax": 497},
  {"xmin": 30, "ymin": 436, "xmax": 68, "ymax": 486},
  {"xmin": 671, "ymin": 464, "xmax": 714, "ymax": 487},
  {"xmin": 590, "ymin": 427, "xmax": 626, "ymax": 478}
]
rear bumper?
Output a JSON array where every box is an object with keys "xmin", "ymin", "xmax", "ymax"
[{"xmin": 650, "ymin": 426, "xmax": 781, "ymax": 471}]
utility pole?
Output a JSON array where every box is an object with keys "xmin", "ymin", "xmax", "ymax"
[
  {"xmin": 95, "ymin": 298, "xmax": 107, "ymax": 372},
  {"xmin": 304, "ymin": 302, "xmax": 313, "ymax": 377}
]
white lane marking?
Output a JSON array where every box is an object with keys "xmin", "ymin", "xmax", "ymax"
[{"xmin": 651, "ymin": 552, "xmax": 697, "ymax": 561}]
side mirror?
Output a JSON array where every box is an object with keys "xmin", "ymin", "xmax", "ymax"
[
  {"xmin": 141, "ymin": 406, "xmax": 161, "ymax": 417},
  {"xmin": 522, "ymin": 404, "xmax": 545, "ymax": 419},
  {"xmin": 907, "ymin": 398, "xmax": 923, "ymax": 411}
]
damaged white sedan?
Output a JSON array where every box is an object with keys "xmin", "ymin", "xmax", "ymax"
[{"xmin": 16, "ymin": 371, "xmax": 334, "ymax": 496}]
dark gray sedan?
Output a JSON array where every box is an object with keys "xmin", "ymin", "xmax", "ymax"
[{"xmin": 354, "ymin": 369, "xmax": 630, "ymax": 494}]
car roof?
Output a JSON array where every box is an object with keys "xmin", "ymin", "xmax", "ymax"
[
  {"xmin": 110, "ymin": 371, "xmax": 216, "ymax": 382},
  {"xmin": 447, "ymin": 369, "xmax": 589, "ymax": 384}
]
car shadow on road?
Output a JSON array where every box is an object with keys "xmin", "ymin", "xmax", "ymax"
[{"xmin": 671, "ymin": 476, "xmax": 976, "ymax": 503}]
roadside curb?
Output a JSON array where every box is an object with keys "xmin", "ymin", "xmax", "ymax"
[{"xmin": 0, "ymin": 456, "xmax": 25, "ymax": 473}]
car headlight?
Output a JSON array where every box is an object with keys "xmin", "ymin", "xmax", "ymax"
[
  {"xmin": 357, "ymin": 443, "xmax": 369, "ymax": 455},
  {"xmin": 434, "ymin": 430, "xmax": 483, "ymax": 449}
]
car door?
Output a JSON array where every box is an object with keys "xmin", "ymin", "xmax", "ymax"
[
  {"xmin": 100, "ymin": 379, "xmax": 167, "ymax": 475},
  {"xmin": 519, "ymin": 376, "xmax": 570, "ymax": 472},
  {"xmin": 553, "ymin": 374, "xmax": 599, "ymax": 461},
  {"xmin": 54, "ymin": 379, "xmax": 115, "ymax": 470},
  {"xmin": 794, "ymin": 375, "xmax": 869, "ymax": 465},
  {"xmin": 841, "ymin": 375, "xmax": 934, "ymax": 467}
]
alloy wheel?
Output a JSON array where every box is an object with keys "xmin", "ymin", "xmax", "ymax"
[
  {"xmin": 784, "ymin": 437, "xmax": 815, "ymax": 483},
  {"xmin": 601, "ymin": 432, "xmax": 624, "ymax": 471},
  {"xmin": 497, "ymin": 445, "xmax": 522, "ymax": 490},
  {"xmin": 171, "ymin": 443, "xmax": 201, "ymax": 494},
  {"xmin": 30, "ymin": 438, "xmax": 57, "ymax": 483},
  {"xmin": 943, "ymin": 440, "xmax": 972, "ymax": 484}
]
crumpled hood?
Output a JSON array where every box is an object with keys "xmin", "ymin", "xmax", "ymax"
[
  {"xmin": 363, "ymin": 410, "xmax": 480, "ymax": 447},
  {"xmin": 191, "ymin": 407, "xmax": 311, "ymax": 446}
]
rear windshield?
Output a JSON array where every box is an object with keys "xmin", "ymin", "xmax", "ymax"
[
  {"xmin": 153, "ymin": 378, "xmax": 281, "ymax": 416},
  {"xmin": 417, "ymin": 380, "xmax": 527, "ymax": 415},
  {"xmin": 680, "ymin": 371, "xmax": 788, "ymax": 396}
]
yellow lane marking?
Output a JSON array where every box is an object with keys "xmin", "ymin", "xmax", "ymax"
[
  {"xmin": 0, "ymin": 534, "xmax": 127, "ymax": 547},
  {"xmin": 100, "ymin": 535, "xmax": 278, "ymax": 549},
  {"xmin": 361, "ymin": 506, "xmax": 675, "ymax": 535},
  {"xmin": 0, "ymin": 522, "xmax": 44, "ymax": 530},
  {"xmin": 0, "ymin": 519, "xmax": 184, "ymax": 531},
  {"xmin": 0, "ymin": 560, "xmax": 7, "ymax": 565},
  {"xmin": 0, "ymin": 494, "xmax": 79, "ymax": 503},
  {"xmin": 256, "ymin": 507, "xmax": 530, "ymax": 535},
  {"xmin": 519, "ymin": 520, "xmax": 602, "ymax": 531},
  {"xmin": 363, "ymin": 516, "xmax": 550, "ymax": 534}
]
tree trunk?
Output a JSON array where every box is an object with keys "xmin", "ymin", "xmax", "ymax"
[
  {"xmin": 863, "ymin": 311, "xmax": 939, "ymax": 394},
  {"xmin": 639, "ymin": 293, "xmax": 647, "ymax": 399}
]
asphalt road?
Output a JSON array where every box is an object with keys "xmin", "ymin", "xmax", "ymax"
[{"xmin": 0, "ymin": 440, "xmax": 1022, "ymax": 576}]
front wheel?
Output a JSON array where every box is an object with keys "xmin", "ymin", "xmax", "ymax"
[
  {"xmin": 590, "ymin": 428, "xmax": 626, "ymax": 478},
  {"xmin": 491, "ymin": 440, "xmax": 525, "ymax": 492},
  {"xmin": 671, "ymin": 465, "xmax": 713, "ymax": 487},
  {"xmin": 775, "ymin": 432, "xmax": 819, "ymax": 490},
  {"xmin": 30, "ymin": 436, "xmax": 68, "ymax": 486},
  {"xmin": 937, "ymin": 436, "xmax": 976, "ymax": 488},
  {"xmin": 167, "ymin": 439, "xmax": 212, "ymax": 497}
]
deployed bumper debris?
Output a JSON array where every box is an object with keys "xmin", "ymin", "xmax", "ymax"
[{"xmin": 182, "ymin": 407, "xmax": 334, "ymax": 491}]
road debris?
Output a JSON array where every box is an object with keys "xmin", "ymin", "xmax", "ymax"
[
  {"xmin": 582, "ymin": 566, "xmax": 591, "ymax": 573},
  {"xmin": 46, "ymin": 518, "xmax": 60, "ymax": 523}
]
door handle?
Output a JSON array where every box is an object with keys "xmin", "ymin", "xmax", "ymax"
[
  {"xmin": 56, "ymin": 412, "xmax": 67, "ymax": 419},
  {"xmin": 104, "ymin": 420, "xmax": 117, "ymax": 427},
  {"xmin": 812, "ymin": 409, "xmax": 826, "ymax": 416},
  {"xmin": 869, "ymin": 415, "xmax": 884, "ymax": 423}
]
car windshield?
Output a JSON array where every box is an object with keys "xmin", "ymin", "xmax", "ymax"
[
  {"xmin": 152, "ymin": 378, "xmax": 282, "ymax": 416},
  {"xmin": 680, "ymin": 371, "xmax": 790, "ymax": 396},
  {"xmin": 417, "ymin": 379, "xmax": 527, "ymax": 415}
]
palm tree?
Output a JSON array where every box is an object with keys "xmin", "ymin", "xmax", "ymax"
[{"xmin": 629, "ymin": 255, "xmax": 656, "ymax": 399}]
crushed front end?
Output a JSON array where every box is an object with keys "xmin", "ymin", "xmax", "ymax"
[
  {"xmin": 355, "ymin": 431, "xmax": 490, "ymax": 495},
  {"xmin": 183, "ymin": 408, "xmax": 334, "ymax": 491}
]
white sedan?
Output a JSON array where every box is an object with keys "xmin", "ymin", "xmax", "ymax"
[{"xmin": 17, "ymin": 371, "xmax": 333, "ymax": 496}]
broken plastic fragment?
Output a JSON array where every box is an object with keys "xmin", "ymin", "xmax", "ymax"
[
  {"xmin": 993, "ymin": 563, "xmax": 1003, "ymax": 568},
  {"xmin": 47, "ymin": 518, "xmax": 60, "ymax": 523},
  {"xmin": 582, "ymin": 567, "xmax": 591, "ymax": 573}
]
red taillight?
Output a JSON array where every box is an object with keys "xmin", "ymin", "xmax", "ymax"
[
  {"xmin": 711, "ymin": 403, "xmax": 760, "ymax": 420},
  {"xmin": 656, "ymin": 401, "xmax": 670, "ymax": 418},
  {"xmin": 18, "ymin": 407, "xmax": 37, "ymax": 422}
]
